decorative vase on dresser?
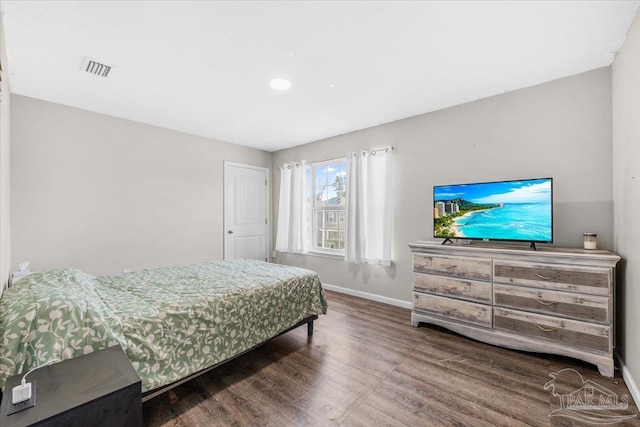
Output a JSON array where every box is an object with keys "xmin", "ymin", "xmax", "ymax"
[{"xmin": 409, "ymin": 241, "xmax": 621, "ymax": 377}]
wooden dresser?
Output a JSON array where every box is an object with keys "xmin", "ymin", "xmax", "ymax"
[{"xmin": 409, "ymin": 241, "xmax": 620, "ymax": 377}]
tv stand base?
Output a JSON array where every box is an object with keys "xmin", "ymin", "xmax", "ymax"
[{"xmin": 409, "ymin": 241, "xmax": 620, "ymax": 377}]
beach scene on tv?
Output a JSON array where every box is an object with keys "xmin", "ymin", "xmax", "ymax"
[{"xmin": 433, "ymin": 178, "xmax": 552, "ymax": 242}]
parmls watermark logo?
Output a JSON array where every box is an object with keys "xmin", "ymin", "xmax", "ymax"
[{"xmin": 544, "ymin": 368, "xmax": 637, "ymax": 425}]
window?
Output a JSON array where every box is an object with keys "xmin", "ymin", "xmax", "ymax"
[
  {"xmin": 278, "ymin": 147, "xmax": 393, "ymax": 263},
  {"xmin": 307, "ymin": 158, "xmax": 347, "ymax": 254}
]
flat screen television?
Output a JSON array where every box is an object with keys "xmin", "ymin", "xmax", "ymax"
[{"xmin": 433, "ymin": 177, "xmax": 553, "ymax": 245}]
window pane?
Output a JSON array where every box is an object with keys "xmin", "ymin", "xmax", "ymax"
[
  {"xmin": 307, "ymin": 158, "xmax": 348, "ymax": 253},
  {"xmin": 306, "ymin": 166, "xmax": 312, "ymax": 204},
  {"xmin": 315, "ymin": 165, "xmax": 328, "ymax": 206},
  {"xmin": 326, "ymin": 164, "xmax": 338, "ymax": 205},
  {"xmin": 311, "ymin": 160, "xmax": 347, "ymax": 207},
  {"xmin": 313, "ymin": 208, "xmax": 345, "ymax": 251},
  {"xmin": 338, "ymin": 162, "xmax": 348, "ymax": 205}
]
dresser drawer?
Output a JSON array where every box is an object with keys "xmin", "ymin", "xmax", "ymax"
[
  {"xmin": 413, "ymin": 292, "xmax": 491, "ymax": 327},
  {"xmin": 494, "ymin": 284, "xmax": 609, "ymax": 323},
  {"xmin": 414, "ymin": 272, "xmax": 491, "ymax": 303},
  {"xmin": 494, "ymin": 262, "xmax": 611, "ymax": 296},
  {"xmin": 494, "ymin": 308, "xmax": 610, "ymax": 352},
  {"xmin": 413, "ymin": 254, "xmax": 492, "ymax": 281}
]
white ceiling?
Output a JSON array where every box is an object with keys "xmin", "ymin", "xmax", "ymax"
[{"xmin": 2, "ymin": 1, "xmax": 639, "ymax": 152}]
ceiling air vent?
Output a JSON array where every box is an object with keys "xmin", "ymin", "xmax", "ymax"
[{"xmin": 81, "ymin": 57, "xmax": 113, "ymax": 77}]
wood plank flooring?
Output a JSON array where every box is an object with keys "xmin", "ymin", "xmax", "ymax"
[{"xmin": 143, "ymin": 291, "xmax": 639, "ymax": 426}]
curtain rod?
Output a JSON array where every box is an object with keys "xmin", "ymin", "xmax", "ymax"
[
  {"xmin": 279, "ymin": 161, "xmax": 305, "ymax": 170},
  {"xmin": 352, "ymin": 145, "xmax": 394, "ymax": 157},
  {"xmin": 369, "ymin": 145, "xmax": 394, "ymax": 155},
  {"xmin": 280, "ymin": 145, "xmax": 394, "ymax": 168}
]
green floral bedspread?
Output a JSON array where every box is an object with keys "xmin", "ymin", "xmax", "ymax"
[{"xmin": 0, "ymin": 260, "xmax": 326, "ymax": 392}]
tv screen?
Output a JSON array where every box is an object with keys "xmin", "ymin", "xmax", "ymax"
[{"xmin": 433, "ymin": 178, "xmax": 553, "ymax": 243}]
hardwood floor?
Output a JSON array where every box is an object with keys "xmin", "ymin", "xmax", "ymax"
[{"xmin": 143, "ymin": 290, "xmax": 640, "ymax": 426}]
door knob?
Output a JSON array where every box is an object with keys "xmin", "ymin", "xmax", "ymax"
[{"xmin": 228, "ymin": 230, "xmax": 234, "ymax": 234}]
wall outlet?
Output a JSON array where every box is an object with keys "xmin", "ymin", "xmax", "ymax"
[{"xmin": 122, "ymin": 269, "xmax": 133, "ymax": 274}]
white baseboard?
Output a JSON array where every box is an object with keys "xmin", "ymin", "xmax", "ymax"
[
  {"xmin": 615, "ymin": 351, "xmax": 640, "ymax": 407},
  {"xmin": 321, "ymin": 283, "xmax": 412, "ymax": 309}
]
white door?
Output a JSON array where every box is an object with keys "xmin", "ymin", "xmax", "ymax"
[{"xmin": 224, "ymin": 162, "xmax": 269, "ymax": 261}]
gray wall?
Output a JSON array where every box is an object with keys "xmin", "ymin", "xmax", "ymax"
[
  {"xmin": 612, "ymin": 10, "xmax": 640, "ymax": 393},
  {"xmin": 10, "ymin": 95, "xmax": 271, "ymax": 275},
  {"xmin": 0, "ymin": 12, "xmax": 11, "ymax": 293},
  {"xmin": 272, "ymin": 67, "xmax": 614, "ymax": 303}
]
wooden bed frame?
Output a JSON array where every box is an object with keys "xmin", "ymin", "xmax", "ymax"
[{"xmin": 141, "ymin": 315, "xmax": 318, "ymax": 402}]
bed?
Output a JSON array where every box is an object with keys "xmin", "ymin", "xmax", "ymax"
[{"xmin": 0, "ymin": 259, "xmax": 327, "ymax": 398}]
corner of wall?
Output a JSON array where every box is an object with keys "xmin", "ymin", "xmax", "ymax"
[
  {"xmin": 0, "ymin": 8, "xmax": 12, "ymax": 294},
  {"xmin": 612, "ymin": 5, "xmax": 640, "ymax": 406}
]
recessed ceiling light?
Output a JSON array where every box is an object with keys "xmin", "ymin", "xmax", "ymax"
[{"xmin": 269, "ymin": 78, "xmax": 291, "ymax": 91}]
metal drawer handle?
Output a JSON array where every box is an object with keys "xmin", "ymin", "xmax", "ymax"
[
  {"xmin": 535, "ymin": 273, "xmax": 559, "ymax": 281},
  {"xmin": 442, "ymin": 264, "xmax": 458, "ymax": 270},
  {"xmin": 535, "ymin": 324, "xmax": 558, "ymax": 333},
  {"xmin": 535, "ymin": 299, "xmax": 558, "ymax": 306}
]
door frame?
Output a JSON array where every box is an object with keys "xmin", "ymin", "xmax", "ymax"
[{"xmin": 223, "ymin": 161, "xmax": 270, "ymax": 261}]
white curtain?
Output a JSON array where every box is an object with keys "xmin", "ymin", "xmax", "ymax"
[
  {"xmin": 345, "ymin": 147, "xmax": 394, "ymax": 266},
  {"xmin": 276, "ymin": 161, "xmax": 310, "ymax": 254}
]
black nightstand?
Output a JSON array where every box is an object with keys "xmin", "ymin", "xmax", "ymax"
[{"xmin": 0, "ymin": 345, "xmax": 142, "ymax": 427}]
